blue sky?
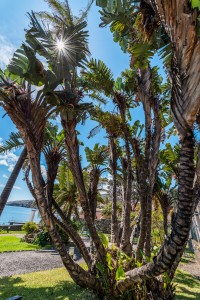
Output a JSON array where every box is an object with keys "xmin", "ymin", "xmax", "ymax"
[
  {"xmin": 0, "ymin": 1, "xmax": 174, "ymax": 201},
  {"xmin": 0, "ymin": 0, "xmax": 131, "ymax": 201}
]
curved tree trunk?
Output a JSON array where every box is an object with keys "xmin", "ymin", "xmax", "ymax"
[
  {"xmin": 61, "ymin": 117, "xmax": 107, "ymax": 265},
  {"xmin": 28, "ymin": 151, "xmax": 101, "ymax": 291},
  {"xmin": 0, "ymin": 146, "xmax": 27, "ymax": 216},
  {"xmin": 116, "ymin": 131, "xmax": 195, "ymax": 293}
]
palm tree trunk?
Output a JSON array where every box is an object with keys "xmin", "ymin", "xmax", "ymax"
[
  {"xmin": 52, "ymin": 198, "xmax": 92, "ymax": 269},
  {"xmin": 28, "ymin": 150, "xmax": 101, "ymax": 291},
  {"xmin": 118, "ymin": 106, "xmax": 132, "ymax": 255},
  {"xmin": 130, "ymin": 212, "xmax": 141, "ymax": 245},
  {"xmin": 24, "ymin": 165, "xmax": 37, "ymax": 200},
  {"xmin": 109, "ymin": 136, "xmax": 119, "ymax": 244},
  {"xmin": 116, "ymin": 131, "xmax": 195, "ymax": 292},
  {"xmin": 88, "ymin": 168, "xmax": 100, "ymax": 254},
  {"xmin": 0, "ymin": 146, "xmax": 27, "ymax": 216},
  {"xmin": 135, "ymin": 183, "xmax": 147, "ymax": 261},
  {"xmin": 61, "ymin": 117, "xmax": 107, "ymax": 264},
  {"xmin": 145, "ymin": 97, "xmax": 162, "ymax": 257}
]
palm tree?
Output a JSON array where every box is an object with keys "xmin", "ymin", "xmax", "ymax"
[
  {"xmin": 82, "ymin": 59, "xmax": 135, "ymax": 254},
  {"xmin": 0, "ymin": 6, "xmax": 102, "ymax": 290},
  {"xmin": 85, "ymin": 143, "xmax": 108, "ymax": 221},
  {"xmin": 85, "ymin": 143, "xmax": 108, "ymax": 252},
  {"xmin": 89, "ymin": 109, "xmax": 123, "ymax": 244},
  {"xmin": 0, "ymin": 132, "xmax": 27, "ymax": 216},
  {"xmin": 96, "ymin": 0, "xmax": 200, "ymax": 291}
]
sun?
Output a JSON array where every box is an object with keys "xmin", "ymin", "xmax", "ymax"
[{"xmin": 56, "ymin": 39, "xmax": 65, "ymax": 51}]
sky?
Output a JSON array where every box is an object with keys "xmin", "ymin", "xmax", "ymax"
[
  {"xmin": 0, "ymin": 0, "xmax": 131, "ymax": 201},
  {"xmin": 0, "ymin": 0, "xmax": 170, "ymax": 201}
]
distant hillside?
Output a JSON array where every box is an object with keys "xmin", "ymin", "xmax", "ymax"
[{"xmin": 7, "ymin": 200, "xmax": 36, "ymax": 208}]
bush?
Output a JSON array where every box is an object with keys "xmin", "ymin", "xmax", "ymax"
[
  {"xmin": 33, "ymin": 230, "xmax": 52, "ymax": 247},
  {"xmin": 22, "ymin": 222, "xmax": 38, "ymax": 234},
  {"xmin": 57, "ymin": 225, "xmax": 69, "ymax": 245}
]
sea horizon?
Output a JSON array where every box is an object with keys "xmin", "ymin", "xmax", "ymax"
[{"xmin": 0, "ymin": 205, "xmax": 40, "ymax": 225}]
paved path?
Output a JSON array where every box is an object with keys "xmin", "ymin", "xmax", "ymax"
[
  {"xmin": 0, "ymin": 250, "xmax": 65, "ymax": 277},
  {"xmin": 0, "ymin": 236, "xmax": 89, "ymax": 278}
]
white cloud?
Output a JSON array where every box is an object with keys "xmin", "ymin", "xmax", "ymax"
[
  {"xmin": 0, "ymin": 152, "xmax": 19, "ymax": 172},
  {"xmin": 0, "ymin": 159, "xmax": 8, "ymax": 166},
  {"xmin": 13, "ymin": 186, "xmax": 22, "ymax": 190},
  {"xmin": 0, "ymin": 34, "xmax": 15, "ymax": 69},
  {"xmin": 2, "ymin": 174, "xmax": 8, "ymax": 179},
  {"xmin": 8, "ymin": 164, "xmax": 15, "ymax": 172},
  {"xmin": 41, "ymin": 165, "xmax": 47, "ymax": 179},
  {"xmin": 0, "ymin": 184, "xmax": 21, "ymax": 190},
  {"xmin": 0, "ymin": 137, "xmax": 3, "ymax": 146}
]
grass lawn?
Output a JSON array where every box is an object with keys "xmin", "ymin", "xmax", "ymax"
[
  {"xmin": 0, "ymin": 268, "xmax": 98, "ymax": 300},
  {"xmin": 0, "ymin": 235, "xmax": 40, "ymax": 252},
  {"xmin": 0, "ymin": 267, "xmax": 199, "ymax": 300},
  {"xmin": 174, "ymin": 269, "xmax": 200, "ymax": 300}
]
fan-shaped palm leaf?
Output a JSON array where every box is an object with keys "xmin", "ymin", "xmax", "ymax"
[
  {"xmin": 82, "ymin": 59, "xmax": 114, "ymax": 96},
  {"xmin": 0, "ymin": 132, "xmax": 24, "ymax": 153}
]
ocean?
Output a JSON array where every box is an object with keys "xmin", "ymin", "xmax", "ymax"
[{"xmin": 0, "ymin": 205, "xmax": 40, "ymax": 225}]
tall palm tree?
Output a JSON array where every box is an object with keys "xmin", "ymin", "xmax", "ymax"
[
  {"xmin": 89, "ymin": 109, "xmax": 123, "ymax": 244},
  {"xmin": 82, "ymin": 59, "xmax": 135, "ymax": 254},
  {"xmin": 85, "ymin": 143, "xmax": 108, "ymax": 222},
  {"xmin": 0, "ymin": 7, "xmax": 102, "ymax": 290},
  {"xmin": 85, "ymin": 143, "xmax": 108, "ymax": 252},
  {"xmin": 0, "ymin": 132, "xmax": 27, "ymax": 216}
]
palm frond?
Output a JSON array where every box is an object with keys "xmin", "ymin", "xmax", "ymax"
[
  {"xmin": 82, "ymin": 59, "xmax": 114, "ymax": 96},
  {"xmin": 27, "ymin": 12, "xmax": 89, "ymax": 71},
  {"xmin": 158, "ymin": 43, "xmax": 172, "ymax": 69},
  {"xmin": 88, "ymin": 92, "xmax": 107, "ymax": 105},
  {"xmin": 45, "ymin": 0, "xmax": 73, "ymax": 25},
  {"xmin": 7, "ymin": 43, "xmax": 46, "ymax": 86},
  {"xmin": 85, "ymin": 143, "xmax": 108, "ymax": 166},
  {"xmin": 77, "ymin": 0, "xmax": 94, "ymax": 24},
  {"xmin": 129, "ymin": 42, "xmax": 155, "ymax": 68},
  {"xmin": 0, "ymin": 132, "xmax": 24, "ymax": 153}
]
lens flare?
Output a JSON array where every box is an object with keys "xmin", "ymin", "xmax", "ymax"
[{"xmin": 56, "ymin": 39, "xmax": 65, "ymax": 51}]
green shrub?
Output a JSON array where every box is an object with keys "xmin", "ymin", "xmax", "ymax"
[
  {"xmin": 34, "ymin": 230, "xmax": 52, "ymax": 247},
  {"xmin": 57, "ymin": 225, "xmax": 69, "ymax": 245},
  {"xmin": 22, "ymin": 222, "xmax": 38, "ymax": 234}
]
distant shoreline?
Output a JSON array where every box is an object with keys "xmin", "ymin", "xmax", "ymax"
[{"xmin": 7, "ymin": 200, "xmax": 36, "ymax": 209}]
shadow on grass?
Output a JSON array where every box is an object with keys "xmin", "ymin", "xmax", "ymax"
[
  {"xmin": 174, "ymin": 270, "xmax": 200, "ymax": 300},
  {"xmin": 0, "ymin": 276, "xmax": 98, "ymax": 300},
  {"xmin": 180, "ymin": 257, "xmax": 195, "ymax": 264}
]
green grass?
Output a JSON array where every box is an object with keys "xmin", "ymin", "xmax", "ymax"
[
  {"xmin": 0, "ymin": 235, "xmax": 40, "ymax": 252},
  {"xmin": 0, "ymin": 230, "xmax": 25, "ymax": 235},
  {"xmin": 0, "ymin": 267, "xmax": 199, "ymax": 300},
  {"xmin": 0, "ymin": 268, "xmax": 98, "ymax": 300},
  {"xmin": 174, "ymin": 270, "xmax": 200, "ymax": 300}
]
